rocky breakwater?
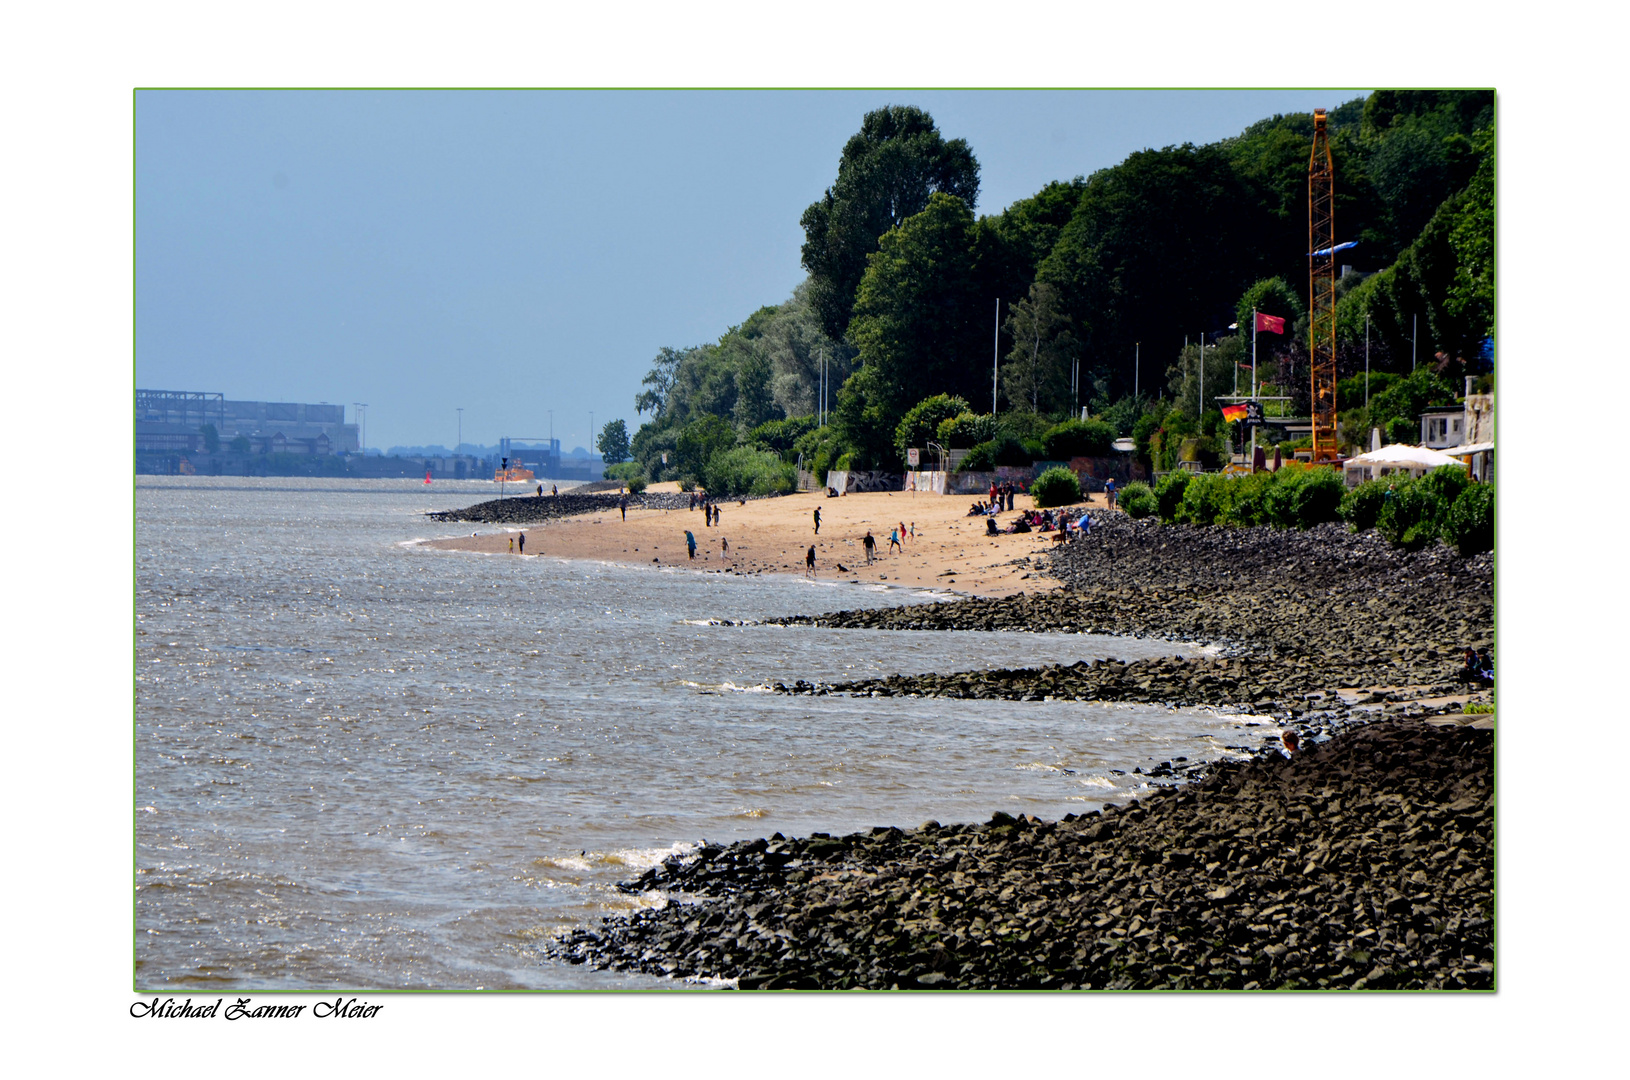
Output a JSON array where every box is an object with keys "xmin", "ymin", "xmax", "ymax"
[
  {"xmin": 768, "ymin": 516, "xmax": 1492, "ymax": 717},
  {"xmin": 427, "ymin": 490, "xmax": 696, "ymax": 525},
  {"xmin": 554, "ymin": 720, "xmax": 1493, "ymax": 989}
]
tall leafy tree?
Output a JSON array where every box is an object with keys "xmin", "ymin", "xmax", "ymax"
[
  {"xmin": 836, "ymin": 192, "xmax": 991, "ymax": 467},
  {"xmin": 596, "ymin": 419, "xmax": 631, "ymax": 464},
  {"xmin": 1001, "ymin": 282, "xmax": 1079, "ymax": 413},
  {"xmin": 800, "ymin": 106, "xmax": 980, "ymax": 341},
  {"xmin": 634, "ymin": 346, "xmax": 685, "ymax": 420}
]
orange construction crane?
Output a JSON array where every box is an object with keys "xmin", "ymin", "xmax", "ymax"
[{"xmin": 1308, "ymin": 109, "xmax": 1339, "ymax": 463}]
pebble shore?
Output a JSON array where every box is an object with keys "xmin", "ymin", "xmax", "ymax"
[
  {"xmin": 552, "ymin": 512, "xmax": 1495, "ymax": 989},
  {"xmin": 555, "ymin": 720, "xmax": 1493, "ymax": 990},
  {"xmin": 769, "ymin": 515, "xmax": 1493, "ymax": 727}
]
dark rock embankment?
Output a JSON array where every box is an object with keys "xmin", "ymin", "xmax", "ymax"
[
  {"xmin": 554, "ymin": 720, "xmax": 1493, "ymax": 990},
  {"xmin": 427, "ymin": 490, "xmax": 692, "ymax": 524},
  {"xmin": 768, "ymin": 516, "xmax": 1492, "ymax": 712},
  {"xmin": 428, "ymin": 490, "xmax": 785, "ymax": 525}
]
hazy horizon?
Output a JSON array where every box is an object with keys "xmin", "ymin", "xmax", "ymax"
[{"xmin": 136, "ymin": 89, "xmax": 1366, "ymax": 452}]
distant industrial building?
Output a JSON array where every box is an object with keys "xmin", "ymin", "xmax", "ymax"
[{"xmin": 136, "ymin": 390, "xmax": 360, "ymax": 455}]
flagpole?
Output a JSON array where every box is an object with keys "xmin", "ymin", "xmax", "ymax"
[
  {"xmin": 1251, "ymin": 311, "xmax": 1258, "ymax": 466},
  {"xmin": 992, "ymin": 298, "xmax": 1000, "ymax": 415},
  {"xmin": 1134, "ymin": 342, "xmax": 1139, "ymax": 400},
  {"xmin": 1364, "ymin": 314, "xmax": 1370, "ymax": 409}
]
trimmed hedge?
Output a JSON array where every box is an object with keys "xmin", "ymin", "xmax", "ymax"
[{"xmin": 1030, "ymin": 466, "xmax": 1082, "ymax": 508}]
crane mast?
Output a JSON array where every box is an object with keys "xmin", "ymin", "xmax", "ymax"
[{"xmin": 1308, "ymin": 109, "xmax": 1339, "ymax": 463}]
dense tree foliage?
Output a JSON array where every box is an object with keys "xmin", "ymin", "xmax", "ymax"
[
  {"xmin": 596, "ymin": 419, "xmax": 630, "ymax": 464},
  {"xmin": 625, "ymin": 92, "xmax": 1493, "ymax": 485},
  {"xmin": 800, "ymin": 106, "xmax": 981, "ymax": 342}
]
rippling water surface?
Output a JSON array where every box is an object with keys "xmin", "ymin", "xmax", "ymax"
[{"xmin": 135, "ymin": 477, "xmax": 1274, "ymax": 990}]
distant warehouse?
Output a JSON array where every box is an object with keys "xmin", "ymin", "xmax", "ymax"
[{"xmin": 135, "ymin": 389, "xmax": 360, "ymax": 456}]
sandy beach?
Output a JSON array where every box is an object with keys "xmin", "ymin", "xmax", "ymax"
[{"xmin": 421, "ymin": 485, "xmax": 1114, "ymax": 596}]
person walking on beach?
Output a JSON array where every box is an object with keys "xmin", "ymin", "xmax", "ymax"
[
  {"xmin": 863, "ymin": 530, "xmax": 876, "ymax": 564},
  {"xmin": 813, "ymin": 507, "xmax": 821, "ymax": 535},
  {"xmin": 713, "ymin": 505, "xmax": 721, "ymax": 527},
  {"xmin": 721, "ymin": 536, "xmax": 729, "ymax": 559},
  {"xmin": 805, "ymin": 545, "xmax": 816, "ymax": 577},
  {"xmin": 552, "ymin": 484, "xmax": 558, "ymax": 498},
  {"xmin": 888, "ymin": 528, "xmax": 902, "ymax": 555},
  {"xmin": 685, "ymin": 530, "xmax": 697, "ymax": 560},
  {"xmin": 518, "ymin": 532, "xmax": 525, "ymax": 554},
  {"xmin": 619, "ymin": 495, "xmax": 627, "ymax": 521},
  {"xmin": 537, "ymin": 484, "xmax": 543, "ymax": 497},
  {"xmin": 1105, "ymin": 477, "xmax": 1117, "ymax": 510}
]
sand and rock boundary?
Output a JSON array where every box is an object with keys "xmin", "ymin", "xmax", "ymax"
[
  {"xmin": 766, "ymin": 515, "xmax": 1493, "ymax": 730},
  {"xmin": 554, "ymin": 719, "xmax": 1493, "ymax": 990}
]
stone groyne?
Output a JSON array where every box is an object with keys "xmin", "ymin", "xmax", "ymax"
[{"xmin": 554, "ymin": 720, "xmax": 1493, "ymax": 990}]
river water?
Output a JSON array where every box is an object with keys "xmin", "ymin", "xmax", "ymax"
[{"xmin": 135, "ymin": 477, "xmax": 1275, "ymax": 990}]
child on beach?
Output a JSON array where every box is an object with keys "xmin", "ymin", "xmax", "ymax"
[
  {"xmin": 805, "ymin": 545, "xmax": 816, "ymax": 577},
  {"xmin": 888, "ymin": 529, "xmax": 902, "ymax": 554}
]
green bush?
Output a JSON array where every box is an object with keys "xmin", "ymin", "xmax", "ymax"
[
  {"xmin": 1340, "ymin": 477, "xmax": 1404, "ymax": 532},
  {"xmin": 745, "ymin": 415, "xmax": 818, "ymax": 457},
  {"xmin": 625, "ymin": 475, "xmax": 647, "ymax": 494},
  {"xmin": 1376, "ymin": 480, "xmax": 1441, "ymax": 551},
  {"xmin": 894, "ymin": 394, "xmax": 973, "ymax": 463},
  {"xmin": 1179, "ymin": 472, "xmax": 1231, "ymax": 525},
  {"xmin": 1219, "ymin": 470, "xmax": 1275, "ymax": 527},
  {"xmin": 704, "ymin": 446, "xmax": 796, "ymax": 496},
  {"xmin": 1287, "ymin": 467, "xmax": 1344, "ymax": 528},
  {"xmin": 1441, "ymin": 482, "xmax": 1494, "ymax": 555},
  {"xmin": 1418, "ymin": 461, "xmax": 1472, "ymax": 506},
  {"xmin": 1040, "ymin": 418, "xmax": 1116, "ymax": 460},
  {"xmin": 604, "ymin": 461, "xmax": 644, "ymax": 484},
  {"xmin": 1374, "ymin": 464, "xmax": 1475, "ymax": 551},
  {"xmin": 1154, "ymin": 472, "xmax": 1191, "ymax": 522},
  {"xmin": 937, "ymin": 411, "xmax": 996, "ymax": 447},
  {"xmin": 834, "ymin": 451, "xmax": 854, "ymax": 471},
  {"xmin": 1030, "ymin": 466, "xmax": 1082, "ymax": 508},
  {"xmin": 1120, "ymin": 481, "xmax": 1156, "ymax": 519}
]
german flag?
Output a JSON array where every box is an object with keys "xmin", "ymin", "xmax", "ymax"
[{"xmin": 1221, "ymin": 403, "xmax": 1249, "ymax": 423}]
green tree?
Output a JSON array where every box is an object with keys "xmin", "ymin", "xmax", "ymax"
[
  {"xmin": 842, "ymin": 193, "xmax": 990, "ymax": 461},
  {"xmin": 675, "ymin": 414, "xmax": 736, "ymax": 486},
  {"xmin": 1002, "ymin": 282, "xmax": 1079, "ymax": 413},
  {"xmin": 893, "ymin": 394, "xmax": 972, "ymax": 462},
  {"xmin": 229, "ymin": 435, "xmax": 251, "ymax": 454},
  {"xmin": 596, "ymin": 419, "xmax": 630, "ymax": 464},
  {"xmin": 200, "ymin": 424, "xmax": 220, "ymax": 453},
  {"xmin": 800, "ymin": 106, "xmax": 980, "ymax": 341},
  {"xmin": 634, "ymin": 346, "xmax": 686, "ymax": 419},
  {"xmin": 1446, "ymin": 127, "xmax": 1494, "ymax": 344}
]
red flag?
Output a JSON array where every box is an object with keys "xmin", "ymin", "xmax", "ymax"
[{"xmin": 1255, "ymin": 312, "xmax": 1285, "ymax": 334}]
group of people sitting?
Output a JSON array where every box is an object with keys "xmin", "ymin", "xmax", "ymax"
[
  {"xmin": 1459, "ymin": 647, "xmax": 1495, "ymax": 684},
  {"xmin": 984, "ymin": 507, "xmax": 1093, "ymax": 539}
]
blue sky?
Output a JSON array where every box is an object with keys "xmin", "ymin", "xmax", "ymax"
[{"xmin": 136, "ymin": 89, "xmax": 1365, "ymax": 453}]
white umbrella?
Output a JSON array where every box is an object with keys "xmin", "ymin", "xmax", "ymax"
[
  {"xmin": 1444, "ymin": 441, "xmax": 1494, "ymax": 457},
  {"xmin": 1346, "ymin": 443, "xmax": 1468, "ymax": 468}
]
